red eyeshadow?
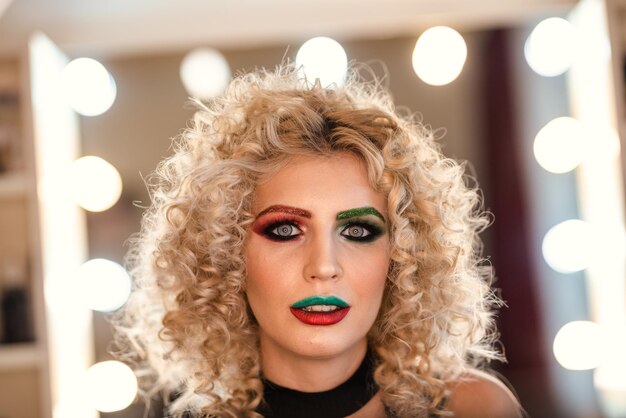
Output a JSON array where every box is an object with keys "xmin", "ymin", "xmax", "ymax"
[{"xmin": 251, "ymin": 214, "xmax": 303, "ymax": 235}]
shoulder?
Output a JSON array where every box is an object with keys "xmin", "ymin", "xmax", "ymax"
[{"xmin": 446, "ymin": 369, "xmax": 523, "ymax": 418}]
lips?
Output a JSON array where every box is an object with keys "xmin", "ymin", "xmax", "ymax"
[{"xmin": 290, "ymin": 295, "xmax": 350, "ymax": 326}]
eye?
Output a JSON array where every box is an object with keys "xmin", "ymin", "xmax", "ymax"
[
  {"xmin": 272, "ymin": 224, "xmax": 300, "ymax": 237},
  {"xmin": 341, "ymin": 225, "xmax": 371, "ymax": 239},
  {"xmin": 339, "ymin": 220, "xmax": 385, "ymax": 243},
  {"xmin": 262, "ymin": 222, "xmax": 302, "ymax": 241}
]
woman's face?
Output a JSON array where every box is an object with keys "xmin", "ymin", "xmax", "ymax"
[{"xmin": 244, "ymin": 152, "xmax": 390, "ymax": 364}]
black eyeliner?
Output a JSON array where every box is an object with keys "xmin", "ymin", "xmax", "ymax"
[
  {"xmin": 261, "ymin": 221, "xmax": 301, "ymax": 242},
  {"xmin": 339, "ymin": 219, "xmax": 384, "ymax": 243}
]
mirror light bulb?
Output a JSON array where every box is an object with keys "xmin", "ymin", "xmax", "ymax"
[
  {"xmin": 542, "ymin": 219, "xmax": 595, "ymax": 273},
  {"xmin": 85, "ymin": 361, "xmax": 137, "ymax": 412},
  {"xmin": 412, "ymin": 26, "xmax": 467, "ymax": 86},
  {"xmin": 553, "ymin": 321, "xmax": 605, "ymax": 370},
  {"xmin": 69, "ymin": 156, "xmax": 123, "ymax": 212},
  {"xmin": 61, "ymin": 58, "xmax": 116, "ymax": 116},
  {"xmin": 533, "ymin": 117, "xmax": 585, "ymax": 173},
  {"xmin": 296, "ymin": 36, "xmax": 348, "ymax": 87},
  {"xmin": 525, "ymin": 17, "xmax": 576, "ymax": 77},
  {"xmin": 76, "ymin": 258, "xmax": 131, "ymax": 312},
  {"xmin": 180, "ymin": 48, "xmax": 231, "ymax": 100}
]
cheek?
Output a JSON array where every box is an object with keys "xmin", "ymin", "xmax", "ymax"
[
  {"xmin": 244, "ymin": 242, "xmax": 266, "ymax": 306},
  {"xmin": 244, "ymin": 239, "xmax": 293, "ymax": 310},
  {"xmin": 347, "ymin": 245, "xmax": 390, "ymax": 299}
]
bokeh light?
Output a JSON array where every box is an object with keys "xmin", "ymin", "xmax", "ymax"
[
  {"xmin": 180, "ymin": 48, "xmax": 231, "ymax": 100},
  {"xmin": 69, "ymin": 156, "xmax": 123, "ymax": 212},
  {"xmin": 61, "ymin": 58, "xmax": 116, "ymax": 116},
  {"xmin": 524, "ymin": 17, "xmax": 576, "ymax": 77},
  {"xmin": 85, "ymin": 361, "xmax": 137, "ymax": 412},
  {"xmin": 412, "ymin": 26, "xmax": 467, "ymax": 86},
  {"xmin": 296, "ymin": 36, "xmax": 348, "ymax": 87},
  {"xmin": 542, "ymin": 219, "xmax": 595, "ymax": 273},
  {"xmin": 76, "ymin": 259, "xmax": 131, "ymax": 312},
  {"xmin": 553, "ymin": 321, "xmax": 605, "ymax": 370},
  {"xmin": 533, "ymin": 117, "xmax": 585, "ymax": 173}
]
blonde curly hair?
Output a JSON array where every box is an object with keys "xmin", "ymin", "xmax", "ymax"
[{"xmin": 112, "ymin": 64, "xmax": 502, "ymax": 417}]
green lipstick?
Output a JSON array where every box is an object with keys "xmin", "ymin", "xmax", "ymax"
[{"xmin": 291, "ymin": 295, "xmax": 349, "ymax": 308}]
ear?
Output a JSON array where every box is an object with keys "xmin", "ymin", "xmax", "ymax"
[{"xmin": 446, "ymin": 369, "xmax": 524, "ymax": 418}]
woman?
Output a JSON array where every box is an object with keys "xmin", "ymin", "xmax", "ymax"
[{"xmin": 113, "ymin": 65, "xmax": 522, "ymax": 417}]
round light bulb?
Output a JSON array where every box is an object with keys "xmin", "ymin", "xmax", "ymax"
[
  {"xmin": 553, "ymin": 321, "xmax": 605, "ymax": 370},
  {"xmin": 69, "ymin": 156, "xmax": 123, "ymax": 212},
  {"xmin": 533, "ymin": 117, "xmax": 585, "ymax": 173},
  {"xmin": 524, "ymin": 17, "xmax": 576, "ymax": 77},
  {"xmin": 296, "ymin": 36, "xmax": 348, "ymax": 87},
  {"xmin": 85, "ymin": 361, "xmax": 137, "ymax": 412},
  {"xmin": 180, "ymin": 48, "xmax": 231, "ymax": 100},
  {"xmin": 412, "ymin": 26, "xmax": 467, "ymax": 86},
  {"xmin": 542, "ymin": 219, "xmax": 595, "ymax": 273},
  {"xmin": 61, "ymin": 58, "xmax": 116, "ymax": 116},
  {"xmin": 76, "ymin": 259, "xmax": 131, "ymax": 312}
]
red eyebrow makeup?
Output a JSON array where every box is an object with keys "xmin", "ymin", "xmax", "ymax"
[{"xmin": 255, "ymin": 205, "xmax": 312, "ymax": 220}]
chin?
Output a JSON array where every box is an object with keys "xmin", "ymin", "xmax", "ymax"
[{"xmin": 291, "ymin": 334, "xmax": 364, "ymax": 360}]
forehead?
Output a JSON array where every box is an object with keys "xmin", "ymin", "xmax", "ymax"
[{"xmin": 252, "ymin": 153, "xmax": 386, "ymax": 214}]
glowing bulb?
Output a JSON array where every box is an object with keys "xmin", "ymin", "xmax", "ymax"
[
  {"xmin": 69, "ymin": 156, "xmax": 122, "ymax": 212},
  {"xmin": 85, "ymin": 361, "xmax": 137, "ymax": 412},
  {"xmin": 76, "ymin": 259, "xmax": 131, "ymax": 312},
  {"xmin": 533, "ymin": 117, "xmax": 585, "ymax": 173},
  {"xmin": 525, "ymin": 17, "xmax": 576, "ymax": 77},
  {"xmin": 553, "ymin": 321, "xmax": 605, "ymax": 370},
  {"xmin": 180, "ymin": 48, "xmax": 231, "ymax": 100},
  {"xmin": 412, "ymin": 26, "xmax": 467, "ymax": 86},
  {"xmin": 542, "ymin": 219, "xmax": 595, "ymax": 273},
  {"xmin": 296, "ymin": 37, "xmax": 348, "ymax": 87},
  {"xmin": 61, "ymin": 58, "xmax": 116, "ymax": 116}
]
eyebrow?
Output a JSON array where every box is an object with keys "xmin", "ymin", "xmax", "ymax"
[
  {"xmin": 336, "ymin": 207, "xmax": 385, "ymax": 222},
  {"xmin": 255, "ymin": 205, "xmax": 386, "ymax": 222},
  {"xmin": 256, "ymin": 205, "xmax": 312, "ymax": 219}
]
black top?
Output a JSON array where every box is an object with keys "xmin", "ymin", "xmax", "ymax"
[{"xmin": 257, "ymin": 352, "xmax": 379, "ymax": 418}]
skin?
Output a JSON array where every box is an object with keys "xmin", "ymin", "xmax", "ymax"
[
  {"xmin": 245, "ymin": 152, "xmax": 390, "ymax": 393},
  {"xmin": 446, "ymin": 370, "xmax": 523, "ymax": 418},
  {"xmin": 244, "ymin": 151, "xmax": 522, "ymax": 416},
  {"xmin": 347, "ymin": 372, "xmax": 523, "ymax": 418}
]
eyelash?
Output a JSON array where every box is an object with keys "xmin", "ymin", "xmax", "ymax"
[
  {"xmin": 262, "ymin": 220, "xmax": 302, "ymax": 242},
  {"xmin": 339, "ymin": 221, "xmax": 383, "ymax": 243},
  {"xmin": 258, "ymin": 219, "xmax": 384, "ymax": 243}
]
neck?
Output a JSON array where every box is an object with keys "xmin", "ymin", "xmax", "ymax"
[{"xmin": 260, "ymin": 337, "xmax": 368, "ymax": 392}]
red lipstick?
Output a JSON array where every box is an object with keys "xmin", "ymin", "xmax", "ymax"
[{"xmin": 289, "ymin": 307, "xmax": 350, "ymax": 325}]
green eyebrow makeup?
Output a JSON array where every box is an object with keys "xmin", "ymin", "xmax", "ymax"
[{"xmin": 336, "ymin": 207, "xmax": 385, "ymax": 222}]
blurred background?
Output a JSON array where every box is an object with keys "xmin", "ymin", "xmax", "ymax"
[{"xmin": 1, "ymin": 0, "xmax": 626, "ymax": 417}]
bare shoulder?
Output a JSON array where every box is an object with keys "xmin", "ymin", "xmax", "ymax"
[{"xmin": 446, "ymin": 369, "xmax": 523, "ymax": 418}]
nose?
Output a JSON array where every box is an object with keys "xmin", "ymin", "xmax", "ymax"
[{"xmin": 303, "ymin": 232, "xmax": 343, "ymax": 281}]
